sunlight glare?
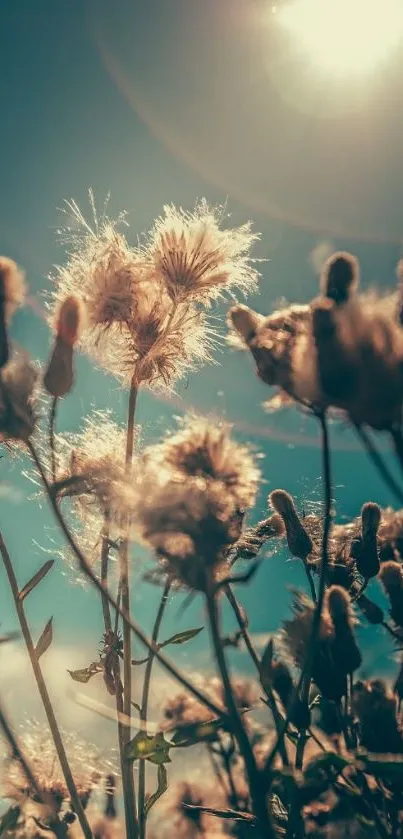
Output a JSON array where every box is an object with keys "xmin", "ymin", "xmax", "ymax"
[{"xmin": 276, "ymin": 0, "xmax": 403, "ymax": 76}]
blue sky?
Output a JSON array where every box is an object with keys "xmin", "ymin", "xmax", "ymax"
[{"xmin": 1, "ymin": 0, "xmax": 403, "ymax": 750}]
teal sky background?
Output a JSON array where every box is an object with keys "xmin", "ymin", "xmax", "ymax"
[{"xmin": 1, "ymin": 0, "xmax": 403, "ymax": 733}]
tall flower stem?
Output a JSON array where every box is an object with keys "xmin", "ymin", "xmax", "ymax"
[
  {"xmin": 118, "ymin": 377, "xmax": 139, "ymax": 839},
  {"xmin": 49, "ymin": 396, "xmax": 58, "ymax": 483},
  {"xmin": 0, "ymin": 530, "xmax": 93, "ymax": 839},
  {"xmin": 265, "ymin": 412, "xmax": 333, "ymax": 773},
  {"xmin": 205, "ymin": 584, "xmax": 275, "ymax": 839},
  {"xmin": 28, "ymin": 441, "xmax": 225, "ymax": 721},
  {"xmin": 100, "ymin": 516, "xmax": 112, "ymax": 633},
  {"xmin": 354, "ymin": 425, "xmax": 403, "ymax": 506},
  {"xmin": 225, "ymin": 585, "xmax": 289, "ymax": 767},
  {"xmin": 138, "ymin": 578, "xmax": 171, "ymax": 839}
]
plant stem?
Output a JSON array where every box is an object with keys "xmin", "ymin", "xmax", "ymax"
[
  {"xmin": 138, "ymin": 578, "xmax": 171, "ymax": 839},
  {"xmin": 225, "ymin": 585, "xmax": 289, "ymax": 767},
  {"xmin": 391, "ymin": 426, "xmax": 403, "ymax": 478},
  {"xmin": 0, "ymin": 531, "xmax": 92, "ymax": 839},
  {"xmin": 27, "ymin": 441, "xmax": 225, "ymax": 721},
  {"xmin": 265, "ymin": 412, "xmax": 333, "ymax": 773},
  {"xmin": 118, "ymin": 377, "xmax": 139, "ymax": 839},
  {"xmin": 354, "ymin": 425, "xmax": 403, "ymax": 506},
  {"xmin": 49, "ymin": 396, "xmax": 58, "ymax": 484},
  {"xmin": 302, "ymin": 559, "xmax": 317, "ymax": 603},
  {"xmin": 100, "ymin": 516, "xmax": 112, "ymax": 633},
  {"xmin": 206, "ymin": 584, "xmax": 275, "ymax": 839}
]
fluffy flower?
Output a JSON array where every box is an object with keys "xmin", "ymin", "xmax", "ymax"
[
  {"xmin": 0, "ymin": 356, "xmax": 37, "ymax": 442},
  {"xmin": 133, "ymin": 416, "xmax": 260, "ymax": 589},
  {"xmin": 147, "ymin": 200, "xmax": 259, "ymax": 305},
  {"xmin": 49, "ymin": 195, "xmax": 214, "ymax": 389}
]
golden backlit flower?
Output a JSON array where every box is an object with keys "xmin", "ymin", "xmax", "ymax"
[
  {"xmin": 133, "ymin": 416, "xmax": 260, "ymax": 589},
  {"xmin": 147, "ymin": 200, "xmax": 259, "ymax": 305}
]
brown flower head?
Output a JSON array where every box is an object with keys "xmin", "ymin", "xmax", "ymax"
[
  {"xmin": 320, "ymin": 251, "xmax": 359, "ymax": 306},
  {"xmin": 352, "ymin": 679, "xmax": 403, "ymax": 753},
  {"xmin": 133, "ymin": 415, "xmax": 260, "ymax": 589},
  {"xmin": 379, "ymin": 560, "xmax": 403, "ymax": 628},
  {"xmin": 269, "ymin": 490, "xmax": 313, "ymax": 560},
  {"xmin": 147, "ymin": 200, "xmax": 259, "ymax": 305},
  {"xmin": 324, "ymin": 586, "xmax": 362, "ymax": 675}
]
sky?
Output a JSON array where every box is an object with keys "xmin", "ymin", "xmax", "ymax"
[{"xmin": 1, "ymin": 0, "xmax": 403, "ymax": 778}]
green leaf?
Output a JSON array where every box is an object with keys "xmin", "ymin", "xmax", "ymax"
[
  {"xmin": 159, "ymin": 627, "xmax": 204, "ymax": 648},
  {"xmin": 184, "ymin": 805, "xmax": 256, "ymax": 823},
  {"xmin": 0, "ymin": 805, "xmax": 20, "ymax": 837},
  {"xmin": 67, "ymin": 662, "xmax": 103, "ymax": 683},
  {"xmin": 144, "ymin": 764, "xmax": 168, "ymax": 817},
  {"xmin": 170, "ymin": 717, "xmax": 224, "ymax": 747},
  {"xmin": 18, "ymin": 560, "xmax": 54, "ymax": 602},
  {"xmin": 125, "ymin": 731, "xmax": 171, "ymax": 765},
  {"xmin": 35, "ymin": 618, "xmax": 53, "ymax": 660}
]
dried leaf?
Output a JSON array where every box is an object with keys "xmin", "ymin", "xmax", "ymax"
[
  {"xmin": 144, "ymin": 764, "xmax": 168, "ymax": 816},
  {"xmin": 18, "ymin": 560, "xmax": 54, "ymax": 602},
  {"xmin": 35, "ymin": 618, "xmax": 53, "ymax": 660},
  {"xmin": 184, "ymin": 805, "xmax": 256, "ymax": 823},
  {"xmin": 159, "ymin": 627, "xmax": 204, "ymax": 648},
  {"xmin": 125, "ymin": 731, "xmax": 171, "ymax": 765},
  {"xmin": 67, "ymin": 663, "xmax": 103, "ymax": 684}
]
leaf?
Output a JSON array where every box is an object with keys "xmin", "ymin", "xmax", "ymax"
[
  {"xmin": 170, "ymin": 717, "xmax": 224, "ymax": 747},
  {"xmin": 125, "ymin": 731, "xmax": 172, "ymax": 765},
  {"xmin": 131, "ymin": 701, "xmax": 142, "ymax": 714},
  {"xmin": 18, "ymin": 560, "xmax": 54, "ymax": 602},
  {"xmin": 183, "ymin": 805, "xmax": 256, "ymax": 823},
  {"xmin": 67, "ymin": 662, "xmax": 103, "ymax": 683},
  {"xmin": 144, "ymin": 764, "xmax": 168, "ymax": 817},
  {"xmin": 0, "ymin": 805, "xmax": 20, "ymax": 837},
  {"xmin": 159, "ymin": 627, "xmax": 204, "ymax": 648},
  {"xmin": 131, "ymin": 657, "xmax": 150, "ymax": 665},
  {"xmin": 35, "ymin": 618, "xmax": 53, "ymax": 660}
]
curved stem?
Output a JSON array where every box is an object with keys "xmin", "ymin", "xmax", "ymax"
[
  {"xmin": 27, "ymin": 440, "xmax": 225, "ymax": 722},
  {"xmin": 225, "ymin": 585, "xmax": 289, "ymax": 767},
  {"xmin": 138, "ymin": 578, "xmax": 171, "ymax": 839},
  {"xmin": 265, "ymin": 412, "xmax": 333, "ymax": 773},
  {"xmin": 206, "ymin": 584, "xmax": 275, "ymax": 839},
  {"xmin": 354, "ymin": 425, "xmax": 403, "ymax": 506},
  {"xmin": 0, "ymin": 531, "xmax": 92, "ymax": 839}
]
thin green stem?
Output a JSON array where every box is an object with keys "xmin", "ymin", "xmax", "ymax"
[
  {"xmin": 206, "ymin": 584, "xmax": 275, "ymax": 839},
  {"xmin": 27, "ymin": 440, "xmax": 225, "ymax": 722},
  {"xmin": 0, "ymin": 531, "xmax": 92, "ymax": 839},
  {"xmin": 138, "ymin": 578, "xmax": 171, "ymax": 839}
]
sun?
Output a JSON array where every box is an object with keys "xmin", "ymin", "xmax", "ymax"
[{"xmin": 275, "ymin": 0, "xmax": 403, "ymax": 77}]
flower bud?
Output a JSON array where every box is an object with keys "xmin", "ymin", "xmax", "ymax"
[
  {"xmin": 55, "ymin": 295, "xmax": 85, "ymax": 346},
  {"xmin": 0, "ymin": 257, "xmax": 25, "ymax": 369},
  {"xmin": 44, "ymin": 296, "xmax": 84, "ymax": 397},
  {"xmin": 229, "ymin": 305, "xmax": 264, "ymax": 345},
  {"xmin": 325, "ymin": 586, "xmax": 362, "ymax": 674},
  {"xmin": 379, "ymin": 561, "xmax": 403, "ymax": 628},
  {"xmin": 352, "ymin": 502, "xmax": 381, "ymax": 580},
  {"xmin": 356, "ymin": 593, "xmax": 384, "ymax": 625},
  {"xmin": 269, "ymin": 490, "xmax": 312, "ymax": 560},
  {"xmin": 320, "ymin": 251, "xmax": 359, "ymax": 305}
]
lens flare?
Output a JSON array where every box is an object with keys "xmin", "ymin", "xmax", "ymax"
[{"xmin": 276, "ymin": 0, "xmax": 403, "ymax": 76}]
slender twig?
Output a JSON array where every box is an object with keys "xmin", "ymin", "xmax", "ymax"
[
  {"xmin": 206, "ymin": 744, "xmax": 229, "ymax": 797},
  {"xmin": 100, "ymin": 516, "xmax": 112, "ymax": 633},
  {"xmin": 138, "ymin": 578, "xmax": 171, "ymax": 839},
  {"xmin": 302, "ymin": 559, "xmax": 317, "ymax": 603},
  {"xmin": 391, "ymin": 426, "xmax": 403, "ymax": 478},
  {"xmin": 354, "ymin": 425, "xmax": 403, "ymax": 506},
  {"xmin": 225, "ymin": 585, "xmax": 289, "ymax": 767},
  {"xmin": 265, "ymin": 412, "xmax": 333, "ymax": 773},
  {"xmin": 0, "ymin": 531, "xmax": 92, "ymax": 839},
  {"xmin": 27, "ymin": 440, "xmax": 225, "ymax": 722},
  {"xmin": 49, "ymin": 396, "xmax": 58, "ymax": 484},
  {"xmin": 218, "ymin": 740, "xmax": 239, "ymax": 809},
  {"xmin": 206, "ymin": 583, "xmax": 276, "ymax": 839}
]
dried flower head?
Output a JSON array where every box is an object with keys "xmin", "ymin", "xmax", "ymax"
[
  {"xmin": 147, "ymin": 200, "xmax": 259, "ymax": 305},
  {"xmin": 379, "ymin": 560, "xmax": 403, "ymax": 627},
  {"xmin": 44, "ymin": 296, "xmax": 85, "ymax": 397},
  {"xmin": 0, "ymin": 256, "xmax": 26, "ymax": 321},
  {"xmin": 49, "ymin": 195, "xmax": 214, "ymax": 390},
  {"xmin": 0, "ymin": 357, "xmax": 37, "ymax": 442},
  {"xmin": 324, "ymin": 585, "xmax": 362, "ymax": 675},
  {"xmin": 352, "ymin": 679, "xmax": 403, "ymax": 753},
  {"xmin": 233, "ymin": 513, "xmax": 285, "ymax": 561},
  {"xmin": 133, "ymin": 415, "xmax": 260, "ymax": 589},
  {"xmin": 351, "ymin": 502, "xmax": 381, "ymax": 580},
  {"xmin": 320, "ymin": 251, "xmax": 359, "ymax": 305},
  {"xmin": 269, "ymin": 490, "xmax": 313, "ymax": 560}
]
